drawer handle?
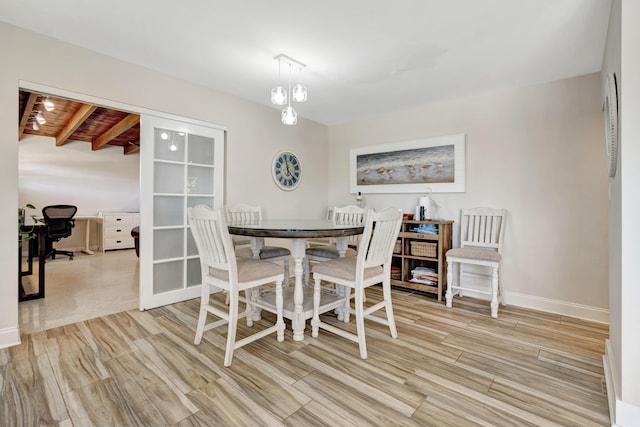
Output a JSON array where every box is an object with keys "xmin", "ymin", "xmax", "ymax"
[
  {"xmin": 116, "ymin": 240, "xmax": 122, "ymax": 243},
  {"xmin": 116, "ymin": 229, "xmax": 122, "ymax": 232},
  {"xmin": 116, "ymin": 218, "xmax": 122, "ymax": 221}
]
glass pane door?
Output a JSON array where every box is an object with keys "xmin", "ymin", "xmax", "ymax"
[{"xmin": 139, "ymin": 115, "xmax": 224, "ymax": 310}]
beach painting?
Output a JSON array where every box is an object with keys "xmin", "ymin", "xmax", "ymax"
[{"xmin": 350, "ymin": 134, "xmax": 465, "ymax": 193}]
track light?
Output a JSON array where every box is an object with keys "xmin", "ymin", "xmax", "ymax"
[
  {"xmin": 35, "ymin": 110, "xmax": 46, "ymax": 125},
  {"xmin": 43, "ymin": 97, "xmax": 55, "ymax": 111}
]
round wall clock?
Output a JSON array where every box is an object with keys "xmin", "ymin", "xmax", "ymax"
[
  {"xmin": 604, "ymin": 73, "xmax": 619, "ymax": 178},
  {"xmin": 272, "ymin": 150, "xmax": 302, "ymax": 191}
]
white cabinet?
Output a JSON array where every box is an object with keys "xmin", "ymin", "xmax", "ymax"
[{"xmin": 101, "ymin": 212, "xmax": 140, "ymax": 251}]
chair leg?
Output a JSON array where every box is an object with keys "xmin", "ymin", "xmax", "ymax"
[
  {"xmin": 490, "ymin": 267, "xmax": 499, "ymax": 318},
  {"xmin": 311, "ymin": 276, "xmax": 321, "ymax": 338},
  {"xmin": 194, "ymin": 284, "xmax": 209, "ymax": 345},
  {"xmin": 342, "ymin": 286, "xmax": 351, "ymax": 323},
  {"xmin": 382, "ymin": 278, "xmax": 397, "ymax": 338},
  {"xmin": 224, "ymin": 290, "xmax": 239, "ymax": 367},
  {"xmin": 275, "ymin": 279, "xmax": 285, "ymax": 342},
  {"xmin": 445, "ymin": 260, "xmax": 454, "ymax": 308},
  {"xmin": 498, "ymin": 266, "xmax": 506, "ymax": 306},
  {"xmin": 246, "ymin": 289, "xmax": 257, "ymax": 326},
  {"xmin": 354, "ymin": 287, "xmax": 367, "ymax": 359}
]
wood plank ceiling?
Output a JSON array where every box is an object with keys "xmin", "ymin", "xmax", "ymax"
[{"xmin": 18, "ymin": 90, "xmax": 140, "ymax": 155}]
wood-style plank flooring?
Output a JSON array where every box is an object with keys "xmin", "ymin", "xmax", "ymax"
[{"xmin": 2, "ymin": 287, "xmax": 610, "ymax": 426}]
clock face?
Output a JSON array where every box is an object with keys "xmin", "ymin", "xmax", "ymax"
[{"xmin": 272, "ymin": 151, "xmax": 302, "ymax": 190}]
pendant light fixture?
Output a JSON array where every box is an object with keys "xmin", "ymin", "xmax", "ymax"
[{"xmin": 271, "ymin": 54, "xmax": 307, "ymax": 125}]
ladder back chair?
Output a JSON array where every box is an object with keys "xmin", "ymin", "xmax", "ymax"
[
  {"xmin": 445, "ymin": 207, "xmax": 507, "ymax": 318},
  {"xmin": 303, "ymin": 205, "xmax": 365, "ymax": 286},
  {"xmin": 188, "ymin": 205, "xmax": 285, "ymax": 367},
  {"xmin": 311, "ymin": 207, "xmax": 402, "ymax": 359},
  {"xmin": 226, "ymin": 204, "xmax": 290, "ymax": 287}
]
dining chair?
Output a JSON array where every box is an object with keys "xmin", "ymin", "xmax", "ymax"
[
  {"xmin": 445, "ymin": 207, "xmax": 507, "ymax": 318},
  {"xmin": 226, "ymin": 204, "xmax": 290, "ymax": 287},
  {"xmin": 311, "ymin": 207, "xmax": 402, "ymax": 359},
  {"xmin": 303, "ymin": 205, "xmax": 365, "ymax": 286},
  {"xmin": 188, "ymin": 205, "xmax": 285, "ymax": 367}
]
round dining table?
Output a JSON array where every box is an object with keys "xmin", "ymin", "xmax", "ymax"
[{"xmin": 228, "ymin": 219, "xmax": 364, "ymax": 341}]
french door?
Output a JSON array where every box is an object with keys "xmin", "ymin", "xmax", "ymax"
[{"xmin": 139, "ymin": 115, "xmax": 225, "ymax": 310}]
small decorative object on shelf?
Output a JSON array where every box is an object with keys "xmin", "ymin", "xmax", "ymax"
[{"xmin": 391, "ymin": 218, "xmax": 453, "ymax": 301}]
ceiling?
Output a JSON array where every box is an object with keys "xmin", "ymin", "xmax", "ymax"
[
  {"xmin": 2, "ymin": 1, "xmax": 611, "ymax": 126},
  {"xmin": 18, "ymin": 90, "xmax": 140, "ymax": 154}
]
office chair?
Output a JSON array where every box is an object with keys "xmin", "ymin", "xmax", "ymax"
[{"xmin": 42, "ymin": 205, "xmax": 78, "ymax": 260}]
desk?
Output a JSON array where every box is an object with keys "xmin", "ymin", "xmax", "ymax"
[
  {"xmin": 19, "ymin": 224, "xmax": 47, "ymax": 301},
  {"xmin": 228, "ymin": 220, "xmax": 364, "ymax": 341},
  {"xmin": 75, "ymin": 215, "xmax": 102, "ymax": 254}
]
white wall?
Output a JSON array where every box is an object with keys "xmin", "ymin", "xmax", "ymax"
[
  {"xmin": 0, "ymin": 22, "xmax": 328, "ymax": 347},
  {"xmin": 328, "ymin": 73, "xmax": 609, "ymax": 321}
]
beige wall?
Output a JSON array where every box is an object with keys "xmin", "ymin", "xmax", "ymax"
[
  {"xmin": 328, "ymin": 73, "xmax": 609, "ymax": 319},
  {"xmin": 0, "ymin": 22, "xmax": 328, "ymax": 346}
]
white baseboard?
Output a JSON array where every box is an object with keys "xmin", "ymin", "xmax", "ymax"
[
  {"xmin": 0, "ymin": 326, "xmax": 21, "ymax": 349},
  {"xmin": 505, "ymin": 291, "xmax": 609, "ymax": 323},
  {"xmin": 458, "ymin": 289, "xmax": 609, "ymax": 324}
]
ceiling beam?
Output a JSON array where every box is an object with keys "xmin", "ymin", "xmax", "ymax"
[
  {"xmin": 18, "ymin": 93, "xmax": 38, "ymax": 140},
  {"xmin": 92, "ymin": 114, "xmax": 140, "ymax": 151},
  {"xmin": 56, "ymin": 103, "xmax": 98, "ymax": 146},
  {"xmin": 124, "ymin": 141, "xmax": 140, "ymax": 155}
]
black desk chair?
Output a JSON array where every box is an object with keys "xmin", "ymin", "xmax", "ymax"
[{"xmin": 42, "ymin": 205, "xmax": 78, "ymax": 260}]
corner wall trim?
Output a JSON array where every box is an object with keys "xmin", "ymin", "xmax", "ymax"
[
  {"xmin": 0, "ymin": 326, "xmax": 21, "ymax": 349},
  {"xmin": 604, "ymin": 339, "xmax": 640, "ymax": 426}
]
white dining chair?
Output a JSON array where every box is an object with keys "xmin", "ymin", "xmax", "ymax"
[
  {"xmin": 226, "ymin": 204, "xmax": 290, "ymax": 287},
  {"xmin": 188, "ymin": 205, "xmax": 285, "ymax": 367},
  {"xmin": 303, "ymin": 205, "xmax": 365, "ymax": 286},
  {"xmin": 311, "ymin": 207, "xmax": 402, "ymax": 359},
  {"xmin": 445, "ymin": 207, "xmax": 507, "ymax": 318}
]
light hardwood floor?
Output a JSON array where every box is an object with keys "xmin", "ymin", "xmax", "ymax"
[{"xmin": 6, "ymin": 256, "xmax": 610, "ymax": 426}]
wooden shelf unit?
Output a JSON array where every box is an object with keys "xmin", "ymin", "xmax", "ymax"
[{"xmin": 391, "ymin": 219, "xmax": 453, "ymax": 301}]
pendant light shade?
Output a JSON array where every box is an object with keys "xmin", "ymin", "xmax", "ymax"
[
  {"xmin": 282, "ymin": 106, "xmax": 297, "ymax": 125},
  {"xmin": 292, "ymin": 84, "xmax": 307, "ymax": 102},
  {"xmin": 271, "ymin": 86, "xmax": 288, "ymax": 105},
  {"xmin": 32, "ymin": 121, "xmax": 40, "ymax": 130}
]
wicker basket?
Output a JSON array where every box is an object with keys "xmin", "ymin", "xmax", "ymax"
[
  {"xmin": 393, "ymin": 240, "xmax": 401, "ymax": 254},
  {"xmin": 410, "ymin": 241, "xmax": 437, "ymax": 257}
]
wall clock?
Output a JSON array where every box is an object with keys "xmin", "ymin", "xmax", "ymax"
[
  {"xmin": 604, "ymin": 73, "xmax": 619, "ymax": 178},
  {"xmin": 272, "ymin": 150, "xmax": 302, "ymax": 190}
]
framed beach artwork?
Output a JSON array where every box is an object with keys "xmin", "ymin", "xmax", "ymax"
[{"xmin": 350, "ymin": 133, "xmax": 466, "ymax": 193}]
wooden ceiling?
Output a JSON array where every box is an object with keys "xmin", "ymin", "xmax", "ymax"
[{"xmin": 18, "ymin": 90, "xmax": 140, "ymax": 154}]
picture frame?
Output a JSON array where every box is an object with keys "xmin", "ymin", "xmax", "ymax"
[{"xmin": 350, "ymin": 133, "xmax": 466, "ymax": 194}]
